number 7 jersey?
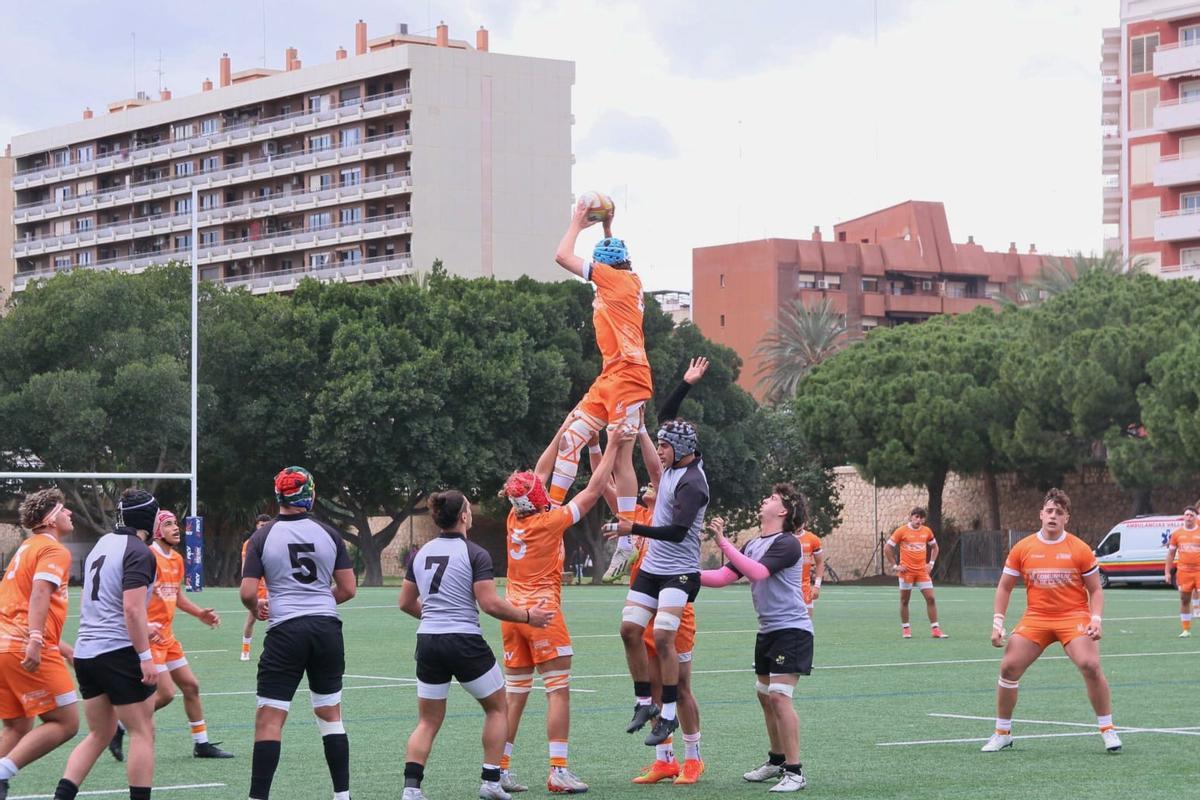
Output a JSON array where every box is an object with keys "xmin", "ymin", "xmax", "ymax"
[{"xmin": 241, "ymin": 512, "xmax": 352, "ymax": 628}]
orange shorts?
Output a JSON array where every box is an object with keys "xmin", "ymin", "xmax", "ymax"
[
  {"xmin": 1012, "ymin": 614, "xmax": 1091, "ymax": 650},
  {"xmin": 898, "ymin": 570, "xmax": 932, "ymax": 590},
  {"xmin": 256, "ymin": 580, "xmax": 268, "ymax": 600},
  {"xmin": 501, "ymin": 612, "xmax": 573, "ymax": 669},
  {"xmin": 575, "ymin": 363, "xmax": 653, "ymax": 426},
  {"xmin": 151, "ymin": 636, "xmax": 188, "ymax": 674},
  {"xmin": 644, "ymin": 605, "xmax": 696, "ymax": 663},
  {"xmin": 0, "ymin": 649, "xmax": 78, "ymax": 719},
  {"xmin": 802, "ymin": 585, "xmax": 813, "ymax": 606},
  {"xmin": 1176, "ymin": 567, "xmax": 1200, "ymax": 593}
]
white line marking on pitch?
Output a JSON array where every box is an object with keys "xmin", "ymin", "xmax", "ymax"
[
  {"xmin": 11, "ymin": 783, "xmax": 225, "ymax": 799},
  {"xmin": 928, "ymin": 713, "xmax": 1200, "ymax": 736},
  {"xmin": 877, "ymin": 713, "xmax": 1200, "ymax": 746}
]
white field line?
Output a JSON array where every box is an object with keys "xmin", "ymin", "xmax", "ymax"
[
  {"xmin": 928, "ymin": 712, "xmax": 1200, "ymax": 736},
  {"xmin": 879, "ymin": 731, "xmax": 1103, "ymax": 746},
  {"xmin": 12, "ymin": 783, "xmax": 225, "ymax": 799}
]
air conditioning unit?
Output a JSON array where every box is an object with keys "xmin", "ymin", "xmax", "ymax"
[
  {"xmin": 263, "ymin": 141, "xmax": 278, "ymax": 156},
  {"xmin": 922, "ymin": 280, "xmax": 933, "ymax": 291},
  {"xmin": 817, "ymin": 280, "xmax": 829, "ymax": 289}
]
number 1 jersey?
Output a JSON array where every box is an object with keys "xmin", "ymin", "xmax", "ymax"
[{"xmin": 241, "ymin": 512, "xmax": 352, "ymax": 628}]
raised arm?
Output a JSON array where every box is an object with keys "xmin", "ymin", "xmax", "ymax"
[
  {"xmin": 638, "ymin": 428, "xmax": 662, "ymax": 491},
  {"xmin": 554, "ymin": 200, "xmax": 592, "ymax": 279},
  {"xmin": 657, "ymin": 357, "xmax": 709, "ymax": 425}
]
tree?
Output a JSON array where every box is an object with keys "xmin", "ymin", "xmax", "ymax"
[
  {"xmin": 753, "ymin": 297, "xmax": 847, "ymax": 405},
  {"xmin": 1005, "ymin": 249, "xmax": 1149, "ymax": 307},
  {"xmin": 758, "ymin": 407, "xmax": 842, "ymax": 536}
]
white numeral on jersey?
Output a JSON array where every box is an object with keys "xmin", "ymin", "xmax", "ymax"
[
  {"xmin": 4, "ymin": 545, "xmax": 27, "ymax": 582},
  {"xmin": 510, "ymin": 529, "xmax": 527, "ymax": 561}
]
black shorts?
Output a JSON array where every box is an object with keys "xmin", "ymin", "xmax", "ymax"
[
  {"xmin": 753, "ymin": 628, "xmax": 814, "ymax": 676},
  {"xmin": 630, "ymin": 569, "xmax": 701, "ymax": 606},
  {"xmin": 258, "ymin": 615, "xmax": 345, "ymax": 702},
  {"xmin": 414, "ymin": 633, "xmax": 497, "ymax": 686},
  {"xmin": 74, "ymin": 647, "xmax": 156, "ymax": 706}
]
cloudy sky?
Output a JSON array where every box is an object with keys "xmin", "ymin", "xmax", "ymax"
[{"xmin": 0, "ymin": 0, "xmax": 1117, "ymax": 291}]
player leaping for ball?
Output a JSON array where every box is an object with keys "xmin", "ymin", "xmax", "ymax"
[
  {"xmin": 497, "ymin": 424, "xmax": 634, "ymax": 795},
  {"xmin": 550, "ymin": 197, "xmax": 652, "ymax": 553}
]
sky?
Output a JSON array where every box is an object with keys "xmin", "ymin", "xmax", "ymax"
[{"xmin": 0, "ymin": 0, "xmax": 1119, "ymax": 292}]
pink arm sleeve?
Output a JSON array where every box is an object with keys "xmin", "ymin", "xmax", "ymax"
[
  {"xmin": 718, "ymin": 538, "xmax": 770, "ymax": 581},
  {"xmin": 700, "ymin": 566, "xmax": 740, "ymax": 587}
]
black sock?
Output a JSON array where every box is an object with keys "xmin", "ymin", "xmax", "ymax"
[
  {"xmin": 249, "ymin": 739, "xmax": 282, "ymax": 800},
  {"xmin": 661, "ymin": 684, "xmax": 679, "ymax": 705},
  {"xmin": 53, "ymin": 779, "xmax": 79, "ymax": 800},
  {"xmin": 481, "ymin": 766, "xmax": 501, "ymax": 783},
  {"xmin": 322, "ymin": 733, "xmax": 350, "ymax": 794},
  {"xmin": 785, "ymin": 763, "xmax": 803, "ymax": 774},
  {"xmin": 634, "ymin": 681, "xmax": 652, "ymax": 700},
  {"xmin": 130, "ymin": 787, "xmax": 152, "ymax": 800},
  {"xmin": 768, "ymin": 752, "xmax": 785, "ymax": 766},
  {"xmin": 404, "ymin": 761, "xmax": 425, "ymax": 789}
]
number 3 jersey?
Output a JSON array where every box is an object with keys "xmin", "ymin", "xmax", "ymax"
[
  {"xmin": 241, "ymin": 512, "xmax": 352, "ymax": 629},
  {"xmin": 405, "ymin": 532, "xmax": 495, "ymax": 635},
  {"xmin": 75, "ymin": 528, "xmax": 157, "ymax": 659}
]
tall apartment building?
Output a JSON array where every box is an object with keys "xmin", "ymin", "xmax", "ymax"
[
  {"xmin": 6, "ymin": 21, "xmax": 573, "ymax": 296},
  {"xmin": 0, "ymin": 146, "xmax": 12, "ymax": 299},
  {"xmin": 1105, "ymin": 1, "xmax": 1200, "ymax": 279},
  {"xmin": 693, "ymin": 201, "xmax": 1050, "ymax": 399}
]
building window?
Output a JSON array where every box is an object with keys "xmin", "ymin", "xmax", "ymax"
[
  {"xmin": 311, "ymin": 174, "xmax": 333, "ymax": 191},
  {"xmin": 1130, "ymin": 88, "xmax": 1158, "ymax": 130},
  {"xmin": 985, "ymin": 282, "xmax": 1002, "ymax": 298},
  {"xmin": 309, "ymin": 212, "xmax": 332, "ymax": 230},
  {"xmin": 1181, "ymin": 247, "xmax": 1200, "ymax": 266},
  {"xmin": 1131, "ymin": 196, "xmax": 1159, "ymax": 238},
  {"xmin": 54, "ymin": 256, "xmax": 72, "ymax": 269},
  {"xmin": 77, "ymin": 251, "xmax": 92, "ymax": 266},
  {"xmin": 310, "ymin": 134, "xmax": 332, "ymax": 152},
  {"xmin": 861, "ymin": 277, "xmax": 879, "ymax": 292},
  {"xmin": 719, "ymin": 313, "xmax": 726, "ymax": 327},
  {"xmin": 339, "ymin": 207, "xmax": 362, "ymax": 224},
  {"xmin": 175, "ymin": 234, "xmax": 191, "ymax": 250},
  {"xmin": 1131, "ymin": 34, "xmax": 1159, "ymax": 75},
  {"xmin": 75, "ymin": 217, "xmax": 93, "ymax": 232},
  {"xmin": 823, "ymin": 275, "xmax": 842, "ymax": 289},
  {"xmin": 310, "ymin": 252, "xmax": 331, "ymax": 268},
  {"xmin": 54, "ymin": 186, "xmax": 73, "ymax": 203},
  {"xmin": 719, "ymin": 273, "xmax": 725, "ymax": 288},
  {"xmin": 201, "ymin": 118, "xmax": 219, "ymax": 135},
  {"xmin": 200, "ymin": 156, "xmax": 219, "ymax": 173},
  {"xmin": 862, "ymin": 317, "xmax": 879, "ymax": 331},
  {"xmin": 176, "ymin": 197, "xmax": 192, "ymax": 214},
  {"xmin": 173, "ymin": 123, "xmax": 195, "ymax": 140},
  {"xmin": 340, "ymin": 168, "xmax": 361, "ymax": 187},
  {"xmin": 53, "ymin": 150, "xmax": 68, "ymax": 166},
  {"xmin": 1131, "ymin": 142, "xmax": 1160, "ymax": 185},
  {"xmin": 175, "ymin": 161, "xmax": 195, "ymax": 177},
  {"xmin": 1184, "ymin": 80, "xmax": 1200, "ymax": 103},
  {"xmin": 338, "ymin": 249, "xmax": 362, "ymax": 264},
  {"xmin": 308, "ymin": 94, "xmax": 330, "ymax": 113},
  {"xmin": 200, "ymin": 193, "xmax": 218, "ymax": 210},
  {"xmin": 1184, "ymin": 25, "xmax": 1200, "ymax": 47},
  {"xmin": 200, "ymin": 230, "xmax": 218, "ymax": 246},
  {"xmin": 797, "ymin": 273, "xmax": 816, "ymax": 289},
  {"xmin": 1183, "ymin": 191, "xmax": 1200, "ymax": 212},
  {"xmin": 76, "ymin": 145, "xmax": 94, "ymax": 164},
  {"xmin": 339, "ymin": 128, "xmax": 361, "ymax": 148}
]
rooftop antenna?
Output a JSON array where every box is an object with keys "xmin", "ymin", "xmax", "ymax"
[
  {"xmin": 131, "ymin": 32, "xmax": 137, "ymax": 97},
  {"xmin": 261, "ymin": 0, "xmax": 267, "ymax": 67},
  {"xmin": 154, "ymin": 49, "xmax": 165, "ymax": 94}
]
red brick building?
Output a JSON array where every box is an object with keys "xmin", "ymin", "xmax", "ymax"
[{"xmin": 692, "ymin": 200, "xmax": 1051, "ymax": 399}]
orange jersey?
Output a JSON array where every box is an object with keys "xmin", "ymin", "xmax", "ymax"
[
  {"xmin": 588, "ymin": 263, "xmax": 649, "ymax": 370},
  {"xmin": 242, "ymin": 539, "xmax": 268, "ymax": 599},
  {"xmin": 0, "ymin": 534, "xmax": 71, "ymax": 653},
  {"xmin": 505, "ymin": 503, "xmax": 580, "ymax": 609},
  {"xmin": 1004, "ymin": 531, "xmax": 1098, "ymax": 619},
  {"xmin": 797, "ymin": 531, "xmax": 823, "ymax": 591},
  {"xmin": 148, "ymin": 543, "xmax": 185, "ymax": 639},
  {"xmin": 1169, "ymin": 527, "xmax": 1200, "ymax": 569},
  {"xmin": 627, "ymin": 506, "xmax": 655, "ymax": 582},
  {"xmin": 889, "ymin": 525, "xmax": 935, "ymax": 573}
]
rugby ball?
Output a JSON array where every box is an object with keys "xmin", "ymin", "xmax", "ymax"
[{"xmin": 578, "ymin": 191, "xmax": 615, "ymax": 224}]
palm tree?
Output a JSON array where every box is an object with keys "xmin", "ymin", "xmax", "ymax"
[
  {"xmin": 754, "ymin": 297, "xmax": 847, "ymax": 405},
  {"xmin": 1005, "ymin": 249, "xmax": 1150, "ymax": 307}
]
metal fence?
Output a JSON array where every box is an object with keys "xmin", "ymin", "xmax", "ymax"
[{"xmin": 959, "ymin": 529, "xmax": 1029, "ymax": 586}]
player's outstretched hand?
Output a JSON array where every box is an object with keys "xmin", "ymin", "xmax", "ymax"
[
  {"xmin": 684, "ymin": 357, "xmax": 710, "ymax": 385},
  {"xmin": 610, "ymin": 425, "xmax": 637, "ymax": 447},
  {"xmin": 706, "ymin": 516, "xmax": 727, "ymax": 545},
  {"xmin": 140, "ymin": 659, "xmax": 159, "ymax": 686},
  {"xmin": 198, "ymin": 608, "xmax": 221, "ymax": 628},
  {"xmin": 255, "ymin": 598, "xmax": 270, "ymax": 621},
  {"xmin": 527, "ymin": 599, "xmax": 556, "ymax": 628},
  {"xmin": 571, "ymin": 197, "xmax": 593, "ymax": 229}
]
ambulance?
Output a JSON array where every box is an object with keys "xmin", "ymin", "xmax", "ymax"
[{"xmin": 1093, "ymin": 514, "xmax": 1181, "ymax": 587}]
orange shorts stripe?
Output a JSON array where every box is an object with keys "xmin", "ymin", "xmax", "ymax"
[
  {"xmin": 575, "ymin": 364, "xmax": 653, "ymax": 426},
  {"xmin": 1011, "ymin": 614, "xmax": 1091, "ymax": 650},
  {"xmin": 151, "ymin": 637, "xmax": 187, "ymax": 670},
  {"xmin": 501, "ymin": 613, "xmax": 572, "ymax": 669},
  {"xmin": 0, "ymin": 650, "xmax": 77, "ymax": 719}
]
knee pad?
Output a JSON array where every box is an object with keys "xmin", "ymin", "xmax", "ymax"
[
  {"xmin": 997, "ymin": 677, "xmax": 1020, "ymax": 690},
  {"xmin": 767, "ymin": 682, "xmax": 795, "ymax": 698},
  {"xmin": 316, "ymin": 717, "xmax": 345, "ymax": 736},
  {"xmin": 310, "ymin": 690, "xmax": 342, "ymax": 709},
  {"xmin": 622, "ymin": 605, "xmax": 653, "ymax": 627},
  {"xmin": 541, "ymin": 669, "xmax": 570, "ymax": 693},
  {"xmin": 755, "ymin": 681, "xmax": 770, "ymax": 696},
  {"xmin": 256, "ymin": 696, "xmax": 291, "ymax": 712},
  {"xmin": 653, "ymin": 612, "xmax": 682, "ymax": 632},
  {"xmin": 505, "ymin": 673, "xmax": 535, "ymax": 695}
]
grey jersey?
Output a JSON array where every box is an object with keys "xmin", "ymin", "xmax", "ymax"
[
  {"xmin": 242, "ymin": 512, "xmax": 352, "ymax": 629},
  {"xmin": 642, "ymin": 459, "xmax": 709, "ymax": 575},
  {"xmin": 75, "ymin": 529, "xmax": 157, "ymax": 659},
  {"xmin": 730, "ymin": 533, "xmax": 812, "ymax": 634},
  {"xmin": 405, "ymin": 532, "xmax": 494, "ymax": 635}
]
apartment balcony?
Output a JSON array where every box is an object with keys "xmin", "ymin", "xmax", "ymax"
[
  {"xmin": 1154, "ymin": 153, "xmax": 1200, "ymax": 187},
  {"xmin": 13, "ymin": 171, "xmax": 413, "ymax": 257},
  {"xmin": 14, "ymin": 131, "xmax": 412, "ymax": 223},
  {"xmin": 1102, "ymin": 126, "xmax": 1121, "ymax": 171},
  {"xmin": 12, "ymin": 212, "xmax": 413, "ymax": 291},
  {"xmin": 11, "ymin": 90, "xmax": 412, "ymax": 190},
  {"xmin": 1103, "ymin": 182, "xmax": 1121, "ymax": 225},
  {"xmin": 1157, "ymin": 261, "xmax": 1200, "ymax": 280},
  {"xmin": 1101, "ymin": 75, "xmax": 1120, "ymax": 116},
  {"xmin": 942, "ymin": 296, "xmax": 995, "ymax": 314},
  {"xmin": 1154, "ymin": 41, "xmax": 1200, "ymax": 79},
  {"xmin": 221, "ymin": 252, "xmax": 415, "ymax": 294},
  {"xmin": 1154, "ymin": 96, "xmax": 1200, "ymax": 132},
  {"xmin": 1154, "ymin": 208, "xmax": 1200, "ymax": 241},
  {"xmin": 883, "ymin": 292, "xmax": 941, "ymax": 315}
]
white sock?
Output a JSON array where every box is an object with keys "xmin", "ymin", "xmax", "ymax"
[
  {"xmin": 1097, "ymin": 714, "xmax": 1113, "ymax": 729},
  {"xmin": 660, "ymin": 701, "xmax": 677, "ymax": 721},
  {"xmin": 655, "ymin": 740, "xmax": 675, "ymax": 763},
  {"xmin": 1183, "ymin": 613, "xmax": 1192, "ymax": 622},
  {"xmin": 931, "ymin": 621, "xmax": 940, "ymax": 628},
  {"xmin": 616, "ymin": 535, "xmax": 634, "ymax": 553},
  {"xmin": 996, "ymin": 718, "xmax": 1012, "ymax": 733},
  {"xmin": 334, "ymin": 792, "xmax": 350, "ymax": 800},
  {"xmin": 0, "ymin": 757, "xmax": 18, "ymax": 780},
  {"xmin": 242, "ymin": 636, "xmax": 252, "ymax": 645},
  {"xmin": 190, "ymin": 719, "xmax": 208, "ymax": 744},
  {"xmin": 683, "ymin": 731, "xmax": 701, "ymax": 761},
  {"xmin": 902, "ymin": 623, "xmax": 911, "ymax": 628}
]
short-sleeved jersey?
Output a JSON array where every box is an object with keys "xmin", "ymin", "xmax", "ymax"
[
  {"xmin": 729, "ymin": 533, "xmax": 812, "ymax": 634},
  {"xmin": 584, "ymin": 262, "xmax": 649, "ymax": 370},
  {"xmin": 0, "ymin": 534, "xmax": 71, "ymax": 654},
  {"xmin": 889, "ymin": 524, "xmax": 935, "ymax": 572},
  {"xmin": 148, "ymin": 542, "xmax": 185, "ymax": 640},
  {"xmin": 797, "ymin": 531, "xmax": 823, "ymax": 592},
  {"xmin": 641, "ymin": 460, "xmax": 710, "ymax": 575},
  {"xmin": 1003, "ymin": 531, "xmax": 1098, "ymax": 619},
  {"xmin": 75, "ymin": 529, "xmax": 157, "ymax": 660},
  {"xmin": 241, "ymin": 513, "xmax": 352, "ymax": 629},
  {"xmin": 1169, "ymin": 526, "xmax": 1200, "ymax": 569},
  {"xmin": 506, "ymin": 502, "xmax": 580, "ymax": 609},
  {"xmin": 405, "ymin": 532, "xmax": 494, "ymax": 635}
]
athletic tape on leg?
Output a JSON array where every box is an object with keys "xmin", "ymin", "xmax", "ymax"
[
  {"xmin": 463, "ymin": 665, "xmax": 505, "ymax": 700},
  {"xmin": 755, "ymin": 682, "xmax": 770, "ymax": 696},
  {"xmin": 653, "ymin": 611, "xmax": 682, "ymax": 632},
  {"xmin": 316, "ymin": 718, "xmax": 345, "ymax": 736},
  {"xmin": 505, "ymin": 674, "xmax": 534, "ymax": 694},
  {"xmin": 256, "ymin": 696, "xmax": 291, "ymax": 712},
  {"xmin": 622, "ymin": 605, "xmax": 653, "ymax": 627},
  {"xmin": 541, "ymin": 669, "xmax": 571, "ymax": 693},
  {"xmin": 416, "ymin": 681, "xmax": 451, "ymax": 700},
  {"xmin": 310, "ymin": 690, "xmax": 342, "ymax": 708},
  {"xmin": 767, "ymin": 682, "xmax": 795, "ymax": 697},
  {"xmin": 997, "ymin": 677, "xmax": 1020, "ymax": 690}
]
